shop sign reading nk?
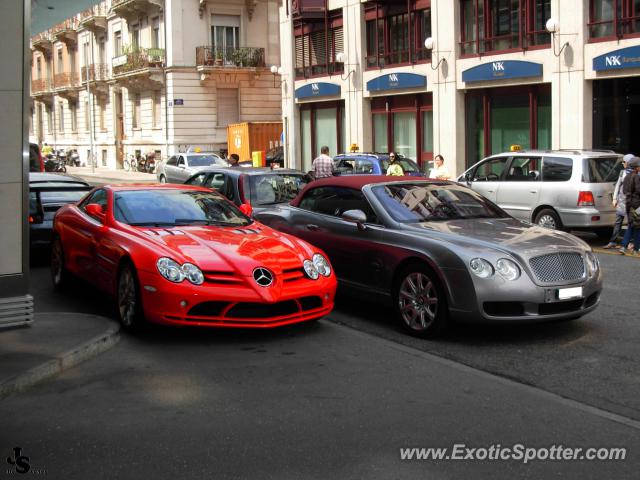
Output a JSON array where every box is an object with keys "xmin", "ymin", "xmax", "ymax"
[
  {"xmin": 295, "ymin": 82, "xmax": 341, "ymax": 100},
  {"xmin": 593, "ymin": 46, "xmax": 640, "ymax": 71},
  {"xmin": 462, "ymin": 60, "xmax": 543, "ymax": 83}
]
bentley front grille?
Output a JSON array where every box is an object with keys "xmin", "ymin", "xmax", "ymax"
[{"xmin": 529, "ymin": 253, "xmax": 585, "ymax": 283}]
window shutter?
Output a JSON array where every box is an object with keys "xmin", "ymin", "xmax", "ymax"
[
  {"xmin": 310, "ymin": 30, "xmax": 326, "ymax": 66},
  {"xmin": 333, "ymin": 26, "xmax": 344, "ymax": 58},
  {"xmin": 295, "ymin": 35, "xmax": 305, "ymax": 69}
]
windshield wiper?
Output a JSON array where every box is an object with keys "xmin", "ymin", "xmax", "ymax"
[
  {"xmin": 129, "ymin": 221, "xmax": 177, "ymax": 227},
  {"xmin": 173, "ymin": 218, "xmax": 245, "ymax": 227}
]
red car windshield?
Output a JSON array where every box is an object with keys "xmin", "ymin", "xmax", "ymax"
[
  {"xmin": 113, "ymin": 190, "xmax": 251, "ymax": 227},
  {"xmin": 372, "ymin": 183, "xmax": 509, "ymax": 223}
]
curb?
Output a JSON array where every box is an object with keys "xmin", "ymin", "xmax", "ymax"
[{"xmin": 0, "ymin": 323, "xmax": 120, "ymax": 399}]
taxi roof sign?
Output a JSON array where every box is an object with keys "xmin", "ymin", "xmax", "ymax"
[
  {"xmin": 349, "ymin": 143, "xmax": 360, "ymax": 152},
  {"xmin": 510, "ymin": 144, "xmax": 522, "ymax": 152}
]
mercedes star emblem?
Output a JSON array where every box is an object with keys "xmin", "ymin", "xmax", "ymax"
[{"xmin": 253, "ymin": 267, "xmax": 274, "ymax": 287}]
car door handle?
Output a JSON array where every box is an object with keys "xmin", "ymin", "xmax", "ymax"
[
  {"xmin": 487, "ymin": 190, "xmax": 494, "ymax": 194},
  {"xmin": 306, "ymin": 224, "xmax": 319, "ymax": 231},
  {"xmin": 530, "ymin": 190, "xmax": 538, "ymax": 194}
]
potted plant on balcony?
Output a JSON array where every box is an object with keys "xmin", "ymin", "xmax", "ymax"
[{"xmin": 215, "ymin": 49, "xmax": 223, "ymax": 66}]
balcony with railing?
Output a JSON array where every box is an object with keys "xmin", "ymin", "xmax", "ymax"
[
  {"xmin": 53, "ymin": 72, "xmax": 81, "ymax": 99},
  {"xmin": 112, "ymin": 48, "xmax": 164, "ymax": 75},
  {"xmin": 291, "ymin": 0, "xmax": 326, "ymax": 19},
  {"xmin": 52, "ymin": 18, "xmax": 79, "ymax": 47},
  {"xmin": 31, "ymin": 78, "xmax": 52, "ymax": 97},
  {"xmin": 111, "ymin": 0, "xmax": 164, "ymax": 18},
  {"xmin": 79, "ymin": 4, "xmax": 107, "ymax": 31},
  {"xmin": 196, "ymin": 46, "xmax": 266, "ymax": 70},
  {"xmin": 31, "ymin": 30, "xmax": 52, "ymax": 54},
  {"xmin": 81, "ymin": 63, "xmax": 110, "ymax": 82}
]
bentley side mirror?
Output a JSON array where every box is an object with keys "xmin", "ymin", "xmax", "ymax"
[{"xmin": 342, "ymin": 209, "xmax": 367, "ymax": 231}]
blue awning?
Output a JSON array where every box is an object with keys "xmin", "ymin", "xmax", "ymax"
[
  {"xmin": 295, "ymin": 82, "xmax": 341, "ymax": 100},
  {"xmin": 366, "ymin": 72, "xmax": 426, "ymax": 92},
  {"xmin": 462, "ymin": 60, "xmax": 543, "ymax": 83}
]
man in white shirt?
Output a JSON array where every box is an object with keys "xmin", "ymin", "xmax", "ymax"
[{"xmin": 429, "ymin": 154, "xmax": 451, "ymax": 180}]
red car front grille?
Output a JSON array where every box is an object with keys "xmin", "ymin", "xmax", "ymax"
[
  {"xmin": 186, "ymin": 295, "xmax": 324, "ymax": 320},
  {"xmin": 203, "ymin": 271, "xmax": 244, "ymax": 285},
  {"xmin": 281, "ymin": 267, "xmax": 305, "ymax": 282}
]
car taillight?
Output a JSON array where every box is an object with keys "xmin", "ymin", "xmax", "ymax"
[
  {"xmin": 39, "ymin": 151, "xmax": 44, "ymax": 172},
  {"xmin": 577, "ymin": 191, "xmax": 595, "ymax": 207},
  {"xmin": 29, "ymin": 215, "xmax": 34, "ymax": 224},
  {"xmin": 238, "ymin": 173, "xmax": 246, "ymax": 203}
]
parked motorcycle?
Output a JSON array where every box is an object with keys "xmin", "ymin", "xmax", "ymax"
[{"xmin": 44, "ymin": 153, "xmax": 66, "ymax": 173}]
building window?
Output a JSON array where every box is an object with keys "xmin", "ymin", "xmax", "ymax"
[
  {"xmin": 589, "ymin": 0, "xmax": 640, "ymax": 39},
  {"xmin": 97, "ymin": 36, "xmax": 105, "ymax": 64},
  {"xmin": 132, "ymin": 93, "xmax": 141, "ymax": 129},
  {"xmin": 130, "ymin": 24, "xmax": 140, "ymax": 50},
  {"xmin": 47, "ymin": 105, "xmax": 53, "ymax": 134},
  {"xmin": 365, "ymin": 1, "xmax": 431, "ymax": 69},
  {"xmin": 294, "ymin": 9, "xmax": 344, "ymax": 79},
  {"xmin": 102, "ymin": 149, "xmax": 107, "ymax": 166},
  {"xmin": 56, "ymin": 48, "xmax": 63, "ymax": 74},
  {"xmin": 85, "ymin": 99, "xmax": 90, "ymax": 131},
  {"xmin": 217, "ymin": 88, "xmax": 239, "ymax": 127},
  {"xmin": 58, "ymin": 102, "xmax": 65, "ymax": 133},
  {"xmin": 465, "ymin": 84, "xmax": 551, "ymax": 167},
  {"xmin": 371, "ymin": 94, "xmax": 433, "ymax": 168},
  {"xmin": 70, "ymin": 102, "xmax": 77, "ymax": 132},
  {"xmin": 153, "ymin": 91, "xmax": 161, "ymax": 128},
  {"xmin": 99, "ymin": 97, "xmax": 106, "ymax": 131},
  {"xmin": 152, "ymin": 17, "xmax": 161, "ymax": 49},
  {"xmin": 460, "ymin": 0, "xmax": 551, "ymax": 56},
  {"xmin": 299, "ymin": 101, "xmax": 346, "ymax": 170},
  {"xmin": 113, "ymin": 30, "xmax": 122, "ymax": 56},
  {"xmin": 36, "ymin": 57, "xmax": 42, "ymax": 79},
  {"xmin": 211, "ymin": 15, "xmax": 240, "ymax": 64}
]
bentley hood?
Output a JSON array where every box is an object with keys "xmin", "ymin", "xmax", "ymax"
[{"xmin": 405, "ymin": 217, "xmax": 590, "ymax": 257}]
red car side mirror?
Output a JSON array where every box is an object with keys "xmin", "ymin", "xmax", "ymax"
[
  {"xmin": 86, "ymin": 203, "xmax": 105, "ymax": 220},
  {"xmin": 239, "ymin": 203, "xmax": 253, "ymax": 217}
]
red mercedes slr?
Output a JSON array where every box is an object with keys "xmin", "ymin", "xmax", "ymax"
[{"xmin": 51, "ymin": 184, "xmax": 337, "ymax": 330}]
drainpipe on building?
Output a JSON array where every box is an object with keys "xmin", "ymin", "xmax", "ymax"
[
  {"xmin": 163, "ymin": 12, "xmax": 169, "ymax": 161},
  {"xmin": 86, "ymin": 33, "xmax": 95, "ymax": 173}
]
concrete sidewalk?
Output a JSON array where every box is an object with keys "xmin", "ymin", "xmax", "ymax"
[
  {"xmin": 0, "ymin": 312, "xmax": 119, "ymax": 398},
  {"xmin": 66, "ymin": 166, "xmax": 157, "ymax": 184}
]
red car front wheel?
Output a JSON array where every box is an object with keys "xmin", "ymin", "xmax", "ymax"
[{"xmin": 117, "ymin": 262, "xmax": 144, "ymax": 331}]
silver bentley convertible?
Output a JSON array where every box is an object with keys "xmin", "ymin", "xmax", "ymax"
[{"xmin": 253, "ymin": 176, "xmax": 602, "ymax": 337}]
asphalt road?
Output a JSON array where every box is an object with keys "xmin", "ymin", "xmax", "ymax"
[{"xmin": 1, "ymin": 254, "xmax": 637, "ymax": 479}]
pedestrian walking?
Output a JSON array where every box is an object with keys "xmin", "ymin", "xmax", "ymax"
[
  {"xmin": 603, "ymin": 153, "xmax": 635, "ymax": 249},
  {"xmin": 312, "ymin": 146, "xmax": 335, "ymax": 179},
  {"xmin": 229, "ymin": 153, "xmax": 240, "ymax": 167},
  {"xmin": 386, "ymin": 152, "xmax": 404, "ymax": 176},
  {"xmin": 619, "ymin": 156, "xmax": 640, "ymax": 256}
]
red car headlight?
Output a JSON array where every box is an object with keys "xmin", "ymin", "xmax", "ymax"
[
  {"xmin": 303, "ymin": 260, "xmax": 319, "ymax": 280},
  {"xmin": 312, "ymin": 253, "xmax": 331, "ymax": 277},
  {"xmin": 157, "ymin": 258, "xmax": 204, "ymax": 285}
]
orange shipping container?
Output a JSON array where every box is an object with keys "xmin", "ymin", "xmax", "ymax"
[{"xmin": 227, "ymin": 122, "xmax": 283, "ymax": 165}]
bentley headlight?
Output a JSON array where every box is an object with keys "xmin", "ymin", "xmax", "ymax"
[
  {"xmin": 157, "ymin": 257, "xmax": 185, "ymax": 283},
  {"xmin": 469, "ymin": 258, "xmax": 494, "ymax": 278},
  {"xmin": 585, "ymin": 251, "xmax": 599, "ymax": 277},
  {"xmin": 181, "ymin": 263, "xmax": 204, "ymax": 285},
  {"xmin": 312, "ymin": 253, "xmax": 331, "ymax": 277},
  {"xmin": 496, "ymin": 258, "xmax": 521, "ymax": 281},
  {"xmin": 303, "ymin": 259, "xmax": 319, "ymax": 280}
]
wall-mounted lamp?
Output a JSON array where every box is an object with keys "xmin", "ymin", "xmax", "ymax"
[
  {"xmin": 424, "ymin": 38, "xmax": 447, "ymax": 70},
  {"xmin": 270, "ymin": 65, "xmax": 285, "ymax": 87},
  {"xmin": 546, "ymin": 18, "xmax": 569, "ymax": 57},
  {"xmin": 335, "ymin": 52, "xmax": 356, "ymax": 81}
]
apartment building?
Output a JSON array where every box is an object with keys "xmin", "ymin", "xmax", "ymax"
[
  {"xmin": 29, "ymin": 0, "xmax": 282, "ymax": 169},
  {"xmin": 277, "ymin": 0, "xmax": 640, "ymax": 176}
]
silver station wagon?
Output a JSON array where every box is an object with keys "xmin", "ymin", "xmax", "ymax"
[{"xmin": 458, "ymin": 149, "xmax": 624, "ymax": 237}]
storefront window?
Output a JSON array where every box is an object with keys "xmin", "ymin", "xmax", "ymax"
[
  {"xmin": 491, "ymin": 93, "xmax": 530, "ymax": 154},
  {"xmin": 466, "ymin": 85, "xmax": 550, "ymax": 166},
  {"xmin": 422, "ymin": 110, "xmax": 434, "ymax": 154},
  {"xmin": 301, "ymin": 109, "xmax": 311, "ymax": 171},
  {"xmin": 373, "ymin": 114, "xmax": 388, "ymax": 153},
  {"xmin": 299, "ymin": 102, "xmax": 345, "ymax": 169},
  {"xmin": 315, "ymin": 107, "xmax": 338, "ymax": 159},
  {"xmin": 393, "ymin": 112, "xmax": 417, "ymax": 159},
  {"xmin": 593, "ymin": 77, "xmax": 640, "ymax": 155},
  {"xmin": 460, "ymin": 0, "xmax": 550, "ymax": 55}
]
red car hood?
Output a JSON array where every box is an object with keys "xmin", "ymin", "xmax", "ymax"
[{"xmin": 137, "ymin": 223, "xmax": 313, "ymax": 274}]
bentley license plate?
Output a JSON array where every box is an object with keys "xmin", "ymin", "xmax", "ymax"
[{"xmin": 558, "ymin": 287, "xmax": 583, "ymax": 300}]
